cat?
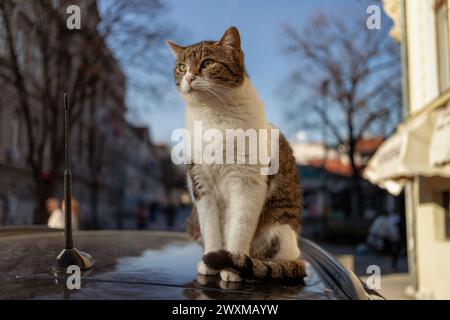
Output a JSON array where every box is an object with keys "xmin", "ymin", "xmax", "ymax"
[{"xmin": 167, "ymin": 26, "xmax": 306, "ymax": 283}]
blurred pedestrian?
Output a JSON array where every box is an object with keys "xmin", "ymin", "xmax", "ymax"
[
  {"xmin": 63, "ymin": 199, "xmax": 80, "ymax": 230},
  {"xmin": 49, "ymin": 198, "xmax": 80, "ymax": 230},
  {"xmin": 47, "ymin": 198, "xmax": 63, "ymax": 229},
  {"xmin": 164, "ymin": 190, "xmax": 179, "ymax": 230},
  {"xmin": 389, "ymin": 212, "xmax": 404, "ymax": 270},
  {"xmin": 6, "ymin": 190, "xmax": 18, "ymax": 225},
  {"xmin": 136, "ymin": 202, "xmax": 147, "ymax": 230},
  {"xmin": 0, "ymin": 193, "xmax": 7, "ymax": 225},
  {"xmin": 366, "ymin": 210, "xmax": 399, "ymax": 253},
  {"xmin": 147, "ymin": 201, "xmax": 158, "ymax": 230}
]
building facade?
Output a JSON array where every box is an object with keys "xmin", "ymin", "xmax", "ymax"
[
  {"xmin": 369, "ymin": 0, "xmax": 450, "ymax": 299},
  {"xmin": 293, "ymin": 138, "xmax": 397, "ymax": 218},
  {"xmin": 0, "ymin": 0, "xmax": 166, "ymax": 228}
]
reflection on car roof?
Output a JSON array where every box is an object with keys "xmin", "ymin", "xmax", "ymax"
[{"xmin": 0, "ymin": 230, "xmax": 341, "ymax": 300}]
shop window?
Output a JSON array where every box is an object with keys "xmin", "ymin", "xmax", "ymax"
[
  {"xmin": 444, "ymin": 191, "xmax": 450, "ymax": 239},
  {"xmin": 435, "ymin": 0, "xmax": 450, "ymax": 92}
]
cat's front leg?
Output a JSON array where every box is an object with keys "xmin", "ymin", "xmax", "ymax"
[
  {"xmin": 222, "ymin": 175, "xmax": 268, "ymax": 282},
  {"xmin": 196, "ymin": 195, "xmax": 223, "ymax": 275}
]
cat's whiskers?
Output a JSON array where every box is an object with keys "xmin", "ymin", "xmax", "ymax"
[
  {"xmin": 170, "ymin": 27, "xmax": 304, "ymax": 283},
  {"xmin": 210, "ymin": 89, "xmax": 239, "ymax": 106},
  {"xmin": 191, "ymin": 83, "xmax": 229, "ymax": 106},
  {"xmin": 205, "ymin": 85, "xmax": 241, "ymax": 106},
  {"xmin": 189, "ymin": 84, "xmax": 249, "ymax": 119},
  {"xmin": 161, "ymin": 88, "xmax": 183, "ymax": 106},
  {"xmin": 205, "ymin": 88, "xmax": 233, "ymax": 109},
  {"xmin": 205, "ymin": 91, "xmax": 244, "ymax": 118}
]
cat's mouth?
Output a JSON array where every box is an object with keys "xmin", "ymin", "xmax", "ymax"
[
  {"xmin": 180, "ymin": 84, "xmax": 206, "ymax": 95},
  {"xmin": 180, "ymin": 87, "xmax": 197, "ymax": 95}
]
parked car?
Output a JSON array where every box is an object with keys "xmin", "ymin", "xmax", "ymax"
[{"xmin": 0, "ymin": 227, "xmax": 383, "ymax": 300}]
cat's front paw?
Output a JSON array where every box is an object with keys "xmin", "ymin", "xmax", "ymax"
[
  {"xmin": 197, "ymin": 261, "xmax": 219, "ymax": 275},
  {"xmin": 220, "ymin": 269, "xmax": 243, "ymax": 282}
]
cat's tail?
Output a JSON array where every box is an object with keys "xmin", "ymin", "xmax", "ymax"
[{"xmin": 203, "ymin": 250, "xmax": 307, "ymax": 282}]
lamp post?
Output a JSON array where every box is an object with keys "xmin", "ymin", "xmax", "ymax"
[{"xmin": 54, "ymin": 93, "xmax": 94, "ymax": 271}]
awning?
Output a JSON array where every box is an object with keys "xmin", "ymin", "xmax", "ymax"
[
  {"xmin": 430, "ymin": 104, "xmax": 450, "ymax": 166},
  {"xmin": 364, "ymin": 108, "xmax": 450, "ymax": 195}
]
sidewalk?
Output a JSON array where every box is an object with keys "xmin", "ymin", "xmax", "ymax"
[
  {"xmin": 360, "ymin": 273, "xmax": 412, "ymax": 300},
  {"xmin": 318, "ymin": 242, "xmax": 413, "ymax": 300}
]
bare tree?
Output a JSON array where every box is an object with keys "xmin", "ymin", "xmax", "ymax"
[
  {"xmin": 0, "ymin": 0, "xmax": 173, "ymax": 223},
  {"xmin": 283, "ymin": 13, "xmax": 402, "ymax": 218},
  {"xmin": 97, "ymin": 0, "xmax": 175, "ymax": 115}
]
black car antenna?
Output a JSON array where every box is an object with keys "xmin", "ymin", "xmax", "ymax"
[{"xmin": 55, "ymin": 93, "xmax": 94, "ymax": 271}]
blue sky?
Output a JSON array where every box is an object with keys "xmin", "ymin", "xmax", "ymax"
[{"xmin": 140, "ymin": 0, "xmax": 390, "ymax": 144}]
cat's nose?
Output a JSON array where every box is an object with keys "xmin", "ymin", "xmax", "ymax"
[{"xmin": 185, "ymin": 73, "xmax": 196, "ymax": 85}]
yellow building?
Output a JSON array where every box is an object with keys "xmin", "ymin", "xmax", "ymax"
[{"xmin": 367, "ymin": 0, "xmax": 450, "ymax": 299}]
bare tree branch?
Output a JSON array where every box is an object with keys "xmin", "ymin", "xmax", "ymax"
[
  {"xmin": 282, "ymin": 11, "xmax": 402, "ymax": 217},
  {"xmin": 0, "ymin": 0, "xmax": 174, "ymax": 223}
]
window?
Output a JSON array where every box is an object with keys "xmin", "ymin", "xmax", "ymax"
[
  {"xmin": 444, "ymin": 191, "xmax": 450, "ymax": 239},
  {"xmin": 436, "ymin": 0, "xmax": 450, "ymax": 92}
]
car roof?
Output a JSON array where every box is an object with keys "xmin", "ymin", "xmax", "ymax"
[{"xmin": 0, "ymin": 229, "xmax": 343, "ymax": 300}]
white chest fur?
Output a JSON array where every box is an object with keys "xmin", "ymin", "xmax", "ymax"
[
  {"xmin": 184, "ymin": 77, "xmax": 269, "ymax": 133},
  {"xmin": 183, "ymin": 77, "xmax": 271, "ymax": 244},
  {"xmin": 183, "ymin": 77, "xmax": 274, "ymax": 168}
]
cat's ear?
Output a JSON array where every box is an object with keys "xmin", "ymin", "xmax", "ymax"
[
  {"xmin": 166, "ymin": 40, "xmax": 184, "ymax": 58},
  {"xmin": 218, "ymin": 26, "xmax": 241, "ymax": 50}
]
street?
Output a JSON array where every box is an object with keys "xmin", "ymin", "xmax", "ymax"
[
  {"xmin": 0, "ymin": 0, "xmax": 449, "ymax": 301},
  {"xmin": 319, "ymin": 242, "xmax": 412, "ymax": 300}
]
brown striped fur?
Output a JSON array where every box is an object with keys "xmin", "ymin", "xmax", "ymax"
[
  {"xmin": 203, "ymin": 250, "xmax": 306, "ymax": 283},
  {"xmin": 186, "ymin": 132, "xmax": 302, "ymax": 240},
  {"xmin": 171, "ymin": 27, "xmax": 305, "ymax": 282},
  {"xmin": 186, "ymin": 132, "xmax": 305, "ymax": 281},
  {"xmin": 168, "ymin": 27, "xmax": 245, "ymax": 91}
]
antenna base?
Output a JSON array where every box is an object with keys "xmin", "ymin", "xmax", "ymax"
[{"xmin": 55, "ymin": 247, "xmax": 94, "ymax": 271}]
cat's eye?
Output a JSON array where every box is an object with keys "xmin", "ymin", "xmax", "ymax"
[
  {"xmin": 201, "ymin": 59, "xmax": 215, "ymax": 69},
  {"xmin": 178, "ymin": 63, "xmax": 187, "ymax": 73}
]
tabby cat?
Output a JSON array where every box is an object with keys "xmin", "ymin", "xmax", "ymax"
[{"xmin": 167, "ymin": 27, "xmax": 306, "ymax": 282}]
